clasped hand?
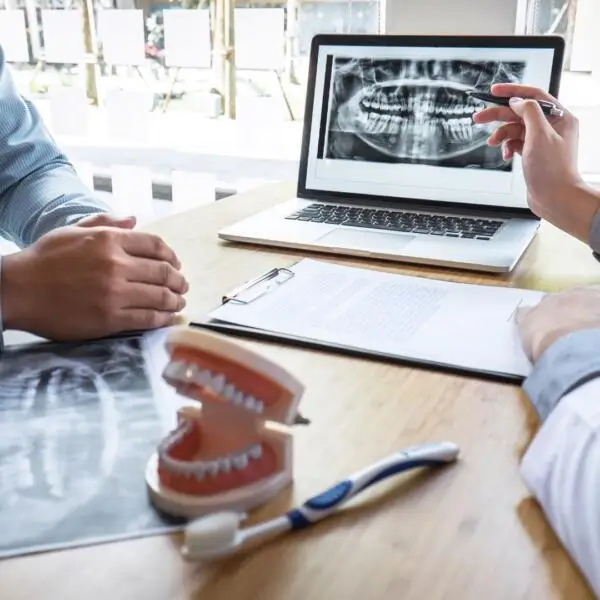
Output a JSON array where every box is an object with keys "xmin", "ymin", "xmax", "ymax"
[{"xmin": 1, "ymin": 213, "xmax": 188, "ymax": 340}]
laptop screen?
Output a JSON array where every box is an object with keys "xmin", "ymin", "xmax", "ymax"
[{"xmin": 298, "ymin": 36, "xmax": 564, "ymax": 214}]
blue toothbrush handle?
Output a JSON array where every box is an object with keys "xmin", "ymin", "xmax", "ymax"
[{"xmin": 285, "ymin": 441, "xmax": 459, "ymax": 529}]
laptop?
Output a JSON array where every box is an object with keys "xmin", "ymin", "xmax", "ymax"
[{"xmin": 219, "ymin": 34, "xmax": 565, "ymax": 273}]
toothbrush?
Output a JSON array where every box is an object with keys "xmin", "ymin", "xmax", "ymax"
[{"xmin": 181, "ymin": 440, "xmax": 459, "ymax": 560}]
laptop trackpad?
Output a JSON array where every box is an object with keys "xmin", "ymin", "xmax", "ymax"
[{"xmin": 317, "ymin": 228, "xmax": 415, "ymax": 252}]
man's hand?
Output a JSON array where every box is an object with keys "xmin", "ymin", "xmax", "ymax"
[
  {"xmin": 473, "ymin": 83, "xmax": 600, "ymax": 242},
  {"xmin": 1, "ymin": 225, "xmax": 188, "ymax": 341},
  {"xmin": 516, "ymin": 286, "xmax": 600, "ymax": 363}
]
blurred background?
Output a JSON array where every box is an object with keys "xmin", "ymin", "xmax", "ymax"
[{"xmin": 0, "ymin": 0, "xmax": 598, "ymax": 223}]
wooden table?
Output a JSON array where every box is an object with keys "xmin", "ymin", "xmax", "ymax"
[{"xmin": 3, "ymin": 182, "xmax": 598, "ymax": 600}]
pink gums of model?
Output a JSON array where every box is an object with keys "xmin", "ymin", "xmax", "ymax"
[{"xmin": 145, "ymin": 327, "xmax": 305, "ymax": 519}]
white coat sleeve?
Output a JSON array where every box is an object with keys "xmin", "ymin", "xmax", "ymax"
[{"xmin": 520, "ymin": 327, "xmax": 600, "ymax": 597}]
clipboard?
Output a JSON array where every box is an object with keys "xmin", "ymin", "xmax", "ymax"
[{"xmin": 190, "ymin": 260, "xmax": 535, "ymax": 385}]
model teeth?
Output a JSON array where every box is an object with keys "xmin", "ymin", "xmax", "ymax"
[
  {"xmin": 248, "ymin": 444, "xmax": 262, "ymax": 459},
  {"xmin": 164, "ymin": 360, "xmax": 188, "ymax": 381},
  {"xmin": 159, "ymin": 441, "xmax": 264, "ymax": 479},
  {"xmin": 232, "ymin": 453, "xmax": 249, "ymax": 470},
  {"xmin": 195, "ymin": 368, "xmax": 210, "ymax": 387},
  {"xmin": 206, "ymin": 461, "xmax": 220, "ymax": 477},
  {"xmin": 223, "ymin": 383, "xmax": 236, "ymax": 401},
  {"xmin": 211, "ymin": 374, "xmax": 226, "ymax": 394},
  {"xmin": 184, "ymin": 364, "xmax": 199, "ymax": 381},
  {"xmin": 163, "ymin": 361, "xmax": 266, "ymax": 416},
  {"xmin": 219, "ymin": 457, "xmax": 232, "ymax": 473}
]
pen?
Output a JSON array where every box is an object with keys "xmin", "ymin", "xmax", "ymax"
[{"xmin": 466, "ymin": 91, "xmax": 564, "ymax": 118}]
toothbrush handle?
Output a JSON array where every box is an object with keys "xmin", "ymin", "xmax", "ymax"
[{"xmin": 285, "ymin": 441, "xmax": 459, "ymax": 529}]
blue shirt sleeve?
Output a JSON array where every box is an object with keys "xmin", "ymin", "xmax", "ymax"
[
  {"xmin": 0, "ymin": 45, "xmax": 110, "ymax": 249},
  {"xmin": 0, "ymin": 44, "xmax": 115, "ymax": 346}
]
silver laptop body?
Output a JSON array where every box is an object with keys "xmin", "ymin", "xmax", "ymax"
[{"xmin": 219, "ymin": 34, "xmax": 565, "ymax": 273}]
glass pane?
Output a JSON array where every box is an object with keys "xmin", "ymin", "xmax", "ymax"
[
  {"xmin": 529, "ymin": 0, "xmax": 570, "ymax": 36},
  {"xmin": 297, "ymin": 1, "xmax": 380, "ymax": 56}
]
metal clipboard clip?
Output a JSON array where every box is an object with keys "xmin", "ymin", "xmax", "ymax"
[{"xmin": 222, "ymin": 267, "xmax": 295, "ymax": 305}]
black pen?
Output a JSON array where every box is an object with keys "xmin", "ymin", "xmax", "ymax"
[{"xmin": 466, "ymin": 91, "xmax": 564, "ymax": 118}]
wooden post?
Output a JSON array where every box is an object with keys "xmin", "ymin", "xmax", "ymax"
[
  {"xmin": 213, "ymin": 0, "xmax": 236, "ymax": 118},
  {"xmin": 81, "ymin": 0, "xmax": 100, "ymax": 105},
  {"xmin": 223, "ymin": 0, "xmax": 236, "ymax": 118}
]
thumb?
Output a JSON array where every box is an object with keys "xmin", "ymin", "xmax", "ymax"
[
  {"xmin": 509, "ymin": 97, "xmax": 549, "ymax": 136},
  {"xmin": 108, "ymin": 215, "xmax": 137, "ymax": 229},
  {"xmin": 514, "ymin": 305, "xmax": 532, "ymax": 325},
  {"xmin": 77, "ymin": 214, "xmax": 137, "ymax": 229}
]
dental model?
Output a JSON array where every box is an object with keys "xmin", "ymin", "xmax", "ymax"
[{"xmin": 145, "ymin": 327, "xmax": 305, "ymax": 519}]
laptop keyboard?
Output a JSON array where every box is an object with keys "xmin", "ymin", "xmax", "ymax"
[{"xmin": 285, "ymin": 203, "xmax": 503, "ymax": 240}]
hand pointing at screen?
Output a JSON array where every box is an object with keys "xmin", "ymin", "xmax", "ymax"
[{"xmin": 473, "ymin": 83, "xmax": 600, "ymax": 245}]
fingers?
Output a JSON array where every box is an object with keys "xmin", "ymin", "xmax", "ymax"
[
  {"xmin": 125, "ymin": 257, "xmax": 189, "ymax": 294},
  {"xmin": 502, "ymin": 139, "xmax": 523, "ymax": 161},
  {"xmin": 490, "ymin": 83, "xmax": 559, "ymax": 104},
  {"xmin": 473, "ymin": 100, "xmax": 550, "ymax": 129},
  {"xmin": 122, "ymin": 282, "xmax": 187, "ymax": 312},
  {"xmin": 120, "ymin": 231, "xmax": 181, "ymax": 269},
  {"xmin": 473, "ymin": 106, "xmax": 517, "ymax": 125},
  {"xmin": 508, "ymin": 97, "xmax": 549, "ymax": 135},
  {"xmin": 78, "ymin": 214, "xmax": 137, "ymax": 229},
  {"xmin": 487, "ymin": 122, "xmax": 524, "ymax": 147},
  {"xmin": 473, "ymin": 84, "xmax": 567, "ymax": 127},
  {"xmin": 116, "ymin": 309, "xmax": 180, "ymax": 332},
  {"xmin": 514, "ymin": 306, "xmax": 531, "ymax": 325}
]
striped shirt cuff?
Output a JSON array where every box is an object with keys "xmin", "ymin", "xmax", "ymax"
[{"xmin": 523, "ymin": 328, "xmax": 600, "ymax": 422}]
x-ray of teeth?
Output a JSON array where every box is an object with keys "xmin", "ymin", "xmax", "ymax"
[
  {"xmin": 326, "ymin": 57, "xmax": 526, "ymax": 170},
  {"xmin": 0, "ymin": 335, "xmax": 183, "ymax": 559}
]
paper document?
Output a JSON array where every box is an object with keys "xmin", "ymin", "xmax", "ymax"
[{"xmin": 207, "ymin": 259, "xmax": 546, "ymax": 379}]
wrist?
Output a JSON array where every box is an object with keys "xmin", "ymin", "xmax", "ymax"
[
  {"xmin": 556, "ymin": 179, "xmax": 600, "ymax": 244},
  {"xmin": 1, "ymin": 251, "xmax": 33, "ymax": 331}
]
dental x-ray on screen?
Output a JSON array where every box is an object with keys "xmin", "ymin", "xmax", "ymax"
[{"xmin": 326, "ymin": 58, "xmax": 526, "ymax": 171}]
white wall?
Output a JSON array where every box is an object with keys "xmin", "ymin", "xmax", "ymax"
[
  {"xmin": 570, "ymin": 0, "xmax": 600, "ymax": 73},
  {"xmin": 382, "ymin": 0, "xmax": 528, "ymax": 35}
]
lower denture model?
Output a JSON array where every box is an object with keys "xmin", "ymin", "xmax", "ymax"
[{"xmin": 145, "ymin": 327, "xmax": 305, "ymax": 519}]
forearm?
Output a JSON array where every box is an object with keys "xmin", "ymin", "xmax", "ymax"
[
  {"xmin": 553, "ymin": 180, "xmax": 600, "ymax": 251},
  {"xmin": 585, "ymin": 184, "xmax": 600, "ymax": 255},
  {"xmin": 521, "ymin": 329, "xmax": 600, "ymax": 596},
  {"xmin": 0, "ymin": 48, "xmax": 110, "ymax": 247},
  {"xmin": 0, "ymin": 154, "xmax": 110, "ymax": 247}
]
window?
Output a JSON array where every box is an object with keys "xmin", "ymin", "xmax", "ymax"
[
  {"xmin": 0, "ymin": 0, "xmax": 597, "ymax": 226},
  {"xmin": 528, "ymin": 0, "xmax": 600, "ymax": 178},
  {"xmin": 0, "ymin": 0, "xmax": 383, "ymax": 221}
]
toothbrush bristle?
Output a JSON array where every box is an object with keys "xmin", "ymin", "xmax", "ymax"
[{"xmin": 182, "ymin": 511, "xmax": 241, "ymax": 558}]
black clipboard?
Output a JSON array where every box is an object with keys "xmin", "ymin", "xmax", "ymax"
[{"xmin": 189, "ymin": 265, "xmax": 527, "ymax": 385}]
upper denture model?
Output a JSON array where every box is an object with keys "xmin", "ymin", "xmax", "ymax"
[{"xmin": 145, "ymin": 327, "xmax": 305, "ymax": 519}]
